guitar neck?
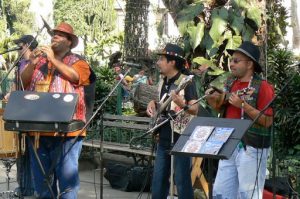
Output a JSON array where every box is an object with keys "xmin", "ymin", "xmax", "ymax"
[
  {"xmin": 157, "ymin": 87, "xmax": 181, "ymax": 114},
  {"xmin": 224, "ymin": 88, "xmax": 252, "ymax": 101}
]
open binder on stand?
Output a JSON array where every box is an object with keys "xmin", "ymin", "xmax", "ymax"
[{"xmin": 171, "ymin": 117, "xmax": 252, "ymax": 199}]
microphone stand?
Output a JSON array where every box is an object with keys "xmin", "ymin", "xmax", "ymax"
[
  {"xmin": 94, "ymin": 68, "xmax": 131, "ymax": 199},
  {"xmin": 51, "ymin": 68, "xmax": 131, "ymax": 199},
  {"xmin": 129, "ymin": 93, "xmax": 211, "ymax": 198},
  {"xmin": 244, "ymin": 68, "xmax": 299, "ymax": 199},
  {"xmin": 3, "ymin": 26, "xmax": 47, "ymax": 198}
]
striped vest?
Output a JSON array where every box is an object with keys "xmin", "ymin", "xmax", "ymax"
[{"xmin": 29, "ymin": 53, "xmax": 86, "ymax": 123}]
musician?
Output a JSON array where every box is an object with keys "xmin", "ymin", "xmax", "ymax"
[
  {"xmin": 21, "ymin": 22, "xmax": 91, "ymax": 198},
  {"xmin": 206, "ymin": 41, "xmax": 274, "ymax": 198},
  {"xmin": 7, "ymin": 35, "xmax": 38, "ymax": 196},
  {"xmin": 147, "ymin": 43, "xmax": 198, "ymax": 199},
  {"xmin": 4, "ymin": 35, "xmax": 38, "ymax": 99}
]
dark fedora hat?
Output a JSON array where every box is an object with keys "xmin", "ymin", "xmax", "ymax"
[
  {"xmin": 52, "ymin": 22, "xmax": 78, "ymax": 48},
  {"xmin": 14, "ymin": 35, "xmax": 38, "ymax": 50},
  {"xmin": 227, "ymin": 41, "xmax": 263, "ymax": 73},
  {"xmin": 157, "ymin": 43, "xmax": 186, "ymax": 61}
]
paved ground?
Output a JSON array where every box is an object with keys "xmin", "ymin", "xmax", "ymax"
[{"xmin": 0, "ymin": 153, "xmax": 150, "ymax": 199}]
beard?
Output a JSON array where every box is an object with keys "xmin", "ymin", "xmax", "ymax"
[
  {"xmin": 51, "ymin": 40, "xmax": 70, "ymax": 53},
  {"xmin": 231, "ymin": 67, "xmax": 247, "ymax": 78}
]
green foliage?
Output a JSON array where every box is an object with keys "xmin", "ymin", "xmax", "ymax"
[
  {"xmin": 266, "ymin": 0, "xmax": 289, "ymax": 49},
  {"xmin": 54, "ymin": 0, "xmax": 121, "ymax": 65},
  {"xmin": 187, "ymin": 22, "xmax": 205, "ymax": 51},
  {"xmin": 267, "ymin": 48, "xmax": 300, "ymax": 159},
  {"xmin": 2, "ymin": 0, "xmax": 35, "ymax": 35},
  {"xmin": 0, "ymin": 0, "xmax": 35, "ymax": 66},
  {"xmin": 171, "ymin": 1, "xmax": 264, "ymax": 75},
  {"xmin": 93, "ymin": 65, "xmax": 117, "ymax": 114},
  {"xmin": 177, "ymin": 3, "xmax": 204, "ymax": 34}
]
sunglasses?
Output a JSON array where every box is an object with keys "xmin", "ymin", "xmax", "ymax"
[{"xmin": 230, "ymin": 58, "xmax": 251, "ymax": 64}]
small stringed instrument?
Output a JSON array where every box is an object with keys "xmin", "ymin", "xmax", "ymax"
[{"xmin": 210, "ymin": 86, "xmax": 255, "ymax": 102}]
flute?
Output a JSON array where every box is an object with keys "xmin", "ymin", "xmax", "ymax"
[{"xmin": 32, "ymin": 44, "xmax": 54, "ymax": 58}]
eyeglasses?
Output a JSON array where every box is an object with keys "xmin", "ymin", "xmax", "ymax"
[{"xmin": 230, "ymin": 58, "xmax": 251, "ymax": 64}]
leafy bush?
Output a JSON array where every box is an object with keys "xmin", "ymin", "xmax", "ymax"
[
  {"xmin": 93, "ymin": 65, "xmax": 117, "ymax": 114},
  {"xmin": 267, "ymin": 48, "xmax": 300, "ymax": 193},
  {"xmin": 267, "ymin": 49, "xmax": 300, "ymax": 158}
]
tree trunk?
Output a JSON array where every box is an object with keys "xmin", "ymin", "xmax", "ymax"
[{"xmin": 124, "ymin": 0, "xmax": 150, "ymax": 61}]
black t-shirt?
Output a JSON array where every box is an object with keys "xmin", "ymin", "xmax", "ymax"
[{"xmin": 158, "ymin": 72, "xmax": 198, "ymax": 146}]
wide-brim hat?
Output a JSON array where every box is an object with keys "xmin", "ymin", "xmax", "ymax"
[
  {"xmin": 14, "ymin": 35, "xmax": 38, "ymax": 49},
  {"xmin": 157, "ymin": 43, "xmax": 186, "ymax": 61},
  {"xmin": 227, "ymin": 41, "xmax": 263, "ymax": 73},
  {"xmin": 52, "ymin": 22, "xmax": 78, "ymax": 49}
]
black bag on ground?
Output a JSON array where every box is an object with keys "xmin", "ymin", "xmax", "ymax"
[
  {"xmin": 264, "ymin": 177, "xmax": 292, "ymax": 197},
  {"xmin": 104, "ymin": 163, "xmax": 152, "ymax": 192}
]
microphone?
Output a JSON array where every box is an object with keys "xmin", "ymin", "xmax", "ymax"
[
  {"xmin": 122, "ymin": 61, "xmax": 142, "ymax": 69},
  {"xmin": 41, "ymin": 15, "xmax": 54, "ymax": 36},
  {"xmin": 0, "ymin": 46, "xmax": 22, "ymax": 55}
]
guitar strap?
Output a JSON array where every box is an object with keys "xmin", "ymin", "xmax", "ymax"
[{"xmin": 166, "ymin": 74, "xmax": 186, "ymax": 113}]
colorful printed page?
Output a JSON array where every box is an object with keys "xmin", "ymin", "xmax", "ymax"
[
  {"xmin": 181, "ymin": 126, "xmax": 214, "ymax": 153},
  {"xmin": 200, "ymin": 127, "xmax": 235, "ymax": 155}
]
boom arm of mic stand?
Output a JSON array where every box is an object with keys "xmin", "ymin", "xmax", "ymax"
[
  {"xmin": 72, "ymin": 68, "xmax": 131, "ymax": 140},
  {"xmin": 243, "ymin": 71, "xmax": 298, "ymax": 133},
  {"xmin": 129, "ymin": 93, "xmax": 209, "ymax": 146}
]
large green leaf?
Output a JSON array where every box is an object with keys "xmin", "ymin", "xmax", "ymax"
[
  {"xmin": 207, "ymin": 47, "xmax": 220, "ymax": 58},
  {"xmin": 177, "ymin": 3, "xmax": 204, "ymax": 35},
  {"xmin": 206, "ymin": 7, "xmax": 229, "ymax": 57},
  {"xmin": 209, "ymin": 72, "xmax": 230, "ymax": 88},
  {"xmin": 232, "ymin": 0, "xmax": 250, "ymax": 9},
  {"xmin": 241, "ymin": 24, "xmax": 255, "ymax": 41},
  {"xmin": 230, "ymin": 14, "xmax": 244, "ymax": 35},
  {"xmin": 193, "ymin": 57, "xmax": 216, "ymax": 66},
  {"xmin": 209, "ymin": 7, "xmax": 228, "ymax": 43},
  {"xmin": 207, "ymin": 65, "xmax": 226, "ymax": 76},
  {"xmin": 187, "ymin": 22, "xmax": 205, "ymax": 51},
  {"xmin": 246, "ymin": 7, "xmax": 262, "ymax": 27},
  {"xmin": 178, "ymin": 21, "xmax": 195, "ymax": 36},
  {"xmin": 225, "ymin": 35, "xmax": 242, "ymax": 50},
  {"xmin": 193, "ymin": 57, "xmax": 224, "ymax": 75}
]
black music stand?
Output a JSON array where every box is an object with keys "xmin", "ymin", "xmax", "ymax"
[
  {"xmin": 171, "ymin": 117, "xmax": 252, "ymax": 199},
  {"xmin": 3, "ymin": 91, "xmax": 83, "ymax": 199}
]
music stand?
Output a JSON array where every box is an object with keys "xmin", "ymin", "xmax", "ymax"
[{"xmin": 171, "ymin": 117, "xmax": 252, "ymax": 199}]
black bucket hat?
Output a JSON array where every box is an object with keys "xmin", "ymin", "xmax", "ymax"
[
  {"xmin": 227, "ymin": 41, "xmax": 263, "ymax": 73},
  {"xmin": 157, "ymin": 43, "xmax": 186, "ymax": 61},
  {"xmin": 14, "ymin": 35, "xmax": 38, "ymax": 50}
]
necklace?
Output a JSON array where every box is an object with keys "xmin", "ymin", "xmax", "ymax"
[{"xmin": 241, "ymin": 75, "xmax": 253, "ymax": 119}]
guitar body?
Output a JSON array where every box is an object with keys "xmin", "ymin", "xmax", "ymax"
[{"xmin": 151, "ymin": 75, "xmax": 194, "ymax": 134}]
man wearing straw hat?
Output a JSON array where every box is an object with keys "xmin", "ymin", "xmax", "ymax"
[{"xmin": 21, "ymin": 22, "xmax": 91, "ymax": 198}]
